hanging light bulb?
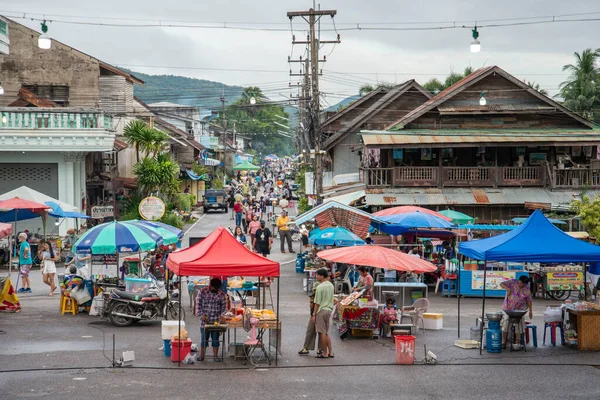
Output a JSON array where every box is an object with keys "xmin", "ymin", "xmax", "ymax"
[
  {"xmin": 0, "ymin": 82, "xmax": 4, "ymax": 95},
  {"xmin": 470, "ymin": 27, "xmax": 480, "ymax": 53},
  {"xmin": 1, "ymin": 113, "xmax": 6, "ymax": 124},
  {"xmin": 38, "ymin": 20, "xmax": 51, "ymax": 49},
  {"xmin": 479, "ymin": 91, "xmax": 487, "ymax": 106},
  {"xmin": 249, "ymin": 95, "xmax": 256, "ymax": 105}
]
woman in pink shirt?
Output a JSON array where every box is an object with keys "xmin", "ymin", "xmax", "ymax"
[{"xmin": 247, "ymin": 215, "xmax": 262, "ymax": 251}]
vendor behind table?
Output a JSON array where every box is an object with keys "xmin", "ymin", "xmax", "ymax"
[{"xmin": 354, "ymin": 266, "xmax": 374, "ymax": 300}]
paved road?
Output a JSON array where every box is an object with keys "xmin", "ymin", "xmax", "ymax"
[{"xmin": 1, "ymin": 205, "xmax": 599, "ymax": 399}]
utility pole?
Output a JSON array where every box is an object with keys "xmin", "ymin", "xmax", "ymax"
[{"xmin": 287, "ymin": 7, "xmax": 339, "ymax": 200}]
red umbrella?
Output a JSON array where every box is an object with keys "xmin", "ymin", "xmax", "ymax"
[
  {"xmin": 373, "ymin": 205, "xmax": 452, "ymax": 221},
  {"xmin": 0, "ymin": 222, "xmax": 12, "ymax": 239},
  {"xmin": 0, "ymin": 197, "xmax": 51, "ymax": 212},
  {"xmin": 317, "ymin": 245, "xmax": 438, "ymax": 273}
]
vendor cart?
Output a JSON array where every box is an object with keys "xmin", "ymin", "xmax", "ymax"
[{"xmin": 333, "ymin": 304, "xmax": 381, "ymax": 339}]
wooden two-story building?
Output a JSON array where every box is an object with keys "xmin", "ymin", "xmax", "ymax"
[{"xmin": 359, "ymin": 66, "xmax": 600, "ymax": 221}]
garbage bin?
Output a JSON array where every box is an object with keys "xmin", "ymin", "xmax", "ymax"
[{"xmin": 394, "ymin": 335, "xmax": 415, "ymax": 365}]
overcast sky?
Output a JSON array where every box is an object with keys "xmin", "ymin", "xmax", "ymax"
[{"xmin": 4, "ymin": 0, "xmax": 600, "ymax": 107}]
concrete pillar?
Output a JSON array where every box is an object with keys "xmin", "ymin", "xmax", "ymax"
[
  {"xmin": 80, "ymin": 158, "xmax": 86, "ymax": 212},
  {"xmin": 73, "ymin": 160, "xmax": 81, "ymax": 211}
]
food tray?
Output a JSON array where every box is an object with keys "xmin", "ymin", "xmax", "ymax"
[{"xmin": 454, "ymin": 339, "xmax": 480, "ymax": 349}]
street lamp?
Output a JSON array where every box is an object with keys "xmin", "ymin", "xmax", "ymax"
[
  {"xmin": 38, "ymin": 20, "xmax": 51, "ymax": 49},
  {"xmin": 250, "ymin": 95, "xmax": 256, "ymax": 105},
  {"xmin": 479, "ymin": 91, "xmax": 487, "ymax": 106},
  {"xmin": 470, "ymin": 27, "xmax": 480, "ymax": 53}
]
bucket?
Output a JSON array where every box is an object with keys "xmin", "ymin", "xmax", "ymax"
[
  {"xmin": 394, "ymin": 335, "xmax": 415, "ymax": 365},
  {"xmin": 163, "ymin": 339, "xmax": 171, "ymax": 357},
  {"xmin": 170, "ymin": 339, "xmax": 192, "ymax": 362}
]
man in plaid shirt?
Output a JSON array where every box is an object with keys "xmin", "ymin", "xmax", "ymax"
[{"xmin": 196, "ymin": 278, "xmax": 227, "ymax": 361}]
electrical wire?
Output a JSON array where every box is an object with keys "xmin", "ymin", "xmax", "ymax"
[{"xmin": 87, "ymin": 321, "xmax": 116, "ymax": 366}]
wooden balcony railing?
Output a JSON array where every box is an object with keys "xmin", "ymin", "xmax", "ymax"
[
  {"xmin": 393, "ymin": 167, "xmax": 438, "ymax": 186},
  {"xmin": 361, "ymin": 166, "xmax": 547, "ymax": 188},
  {"xmin": 554, "ymin": 168, "xmax": 600, "ymax": 188},
  {"xmin": 442, "ymin": 167, "xmax": 494, "ymax": 187}
]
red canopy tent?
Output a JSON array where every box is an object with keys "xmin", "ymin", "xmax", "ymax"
[
  {"xmin": 166, "ymin": 226, "xmax": 280, "ymax": 277},
  {"xmin": 166, "ymin": 226, "xmax": 281, "ymax": 365}
]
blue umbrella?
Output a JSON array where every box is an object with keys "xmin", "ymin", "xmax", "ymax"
[
  {"xmin": 137, "ymin": 220, "xmax": 183, "ymax": 239},
  {"xmin": 309, "ymin": 227, "xmax": 365, "ymax": 247},
  {"xmin": 373, "ymin": 211, "xmax": 455, "ymax": 235}
]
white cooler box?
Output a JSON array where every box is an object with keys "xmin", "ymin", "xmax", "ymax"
[
  {"xmin": 162, "ymin": 321, "xmax": 186, "ymax": 340},
  {"xmin": 423, "ymin": 313, "xmax": 443, "ymax": 330}
]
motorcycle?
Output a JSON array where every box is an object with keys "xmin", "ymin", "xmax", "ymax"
[{"xmin": 105, "ymin": 275, "xmax": 185, "ymax": 327}]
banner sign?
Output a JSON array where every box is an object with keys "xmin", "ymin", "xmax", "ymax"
[
  {"xmin": 472, "ymin": 271, "xmax": 516, "ymax": 290},
  {"xmin": 91, "ymin": 206, "xmax": 114, "ymax": 219},
  {"xmin": 139, "ymin": 196, "xmax": 166, "ymax": 221},
  {"xmin": 546, "ymin": 271, "xmax": 584, "ymax": 291}
]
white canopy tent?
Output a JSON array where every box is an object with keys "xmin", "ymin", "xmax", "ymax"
[{"xmin": 0, "ymin": 186, "xmax": 78, "ymax": 212}]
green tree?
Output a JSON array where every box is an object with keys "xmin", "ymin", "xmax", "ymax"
[
  {"xmin": 358, "ymin": 82, "xmax": 396, "ymax": 96},
  {"xmin": 422, "ymin": 67, "xmax": 474, "ymax": 94},
  {"xmin": 527, "ymin": 81, "xmax": 549, "ymax": 96},
  {"xmin": 558, "ymin": 49, "xmax": 600, "ymax": 121},
  {"xmin": 215, "ymin": 86, "xmax": 294, "ymax": 156},
  {"xmin": 123, "ymin": 120, "xmax": 170, "ymax": 162},
  {"xmin": 133, "ymin": 153, "xmax": 180, "ymax": 196},
  {"xmin": 571, "ymin": 194, "xmax": 600, "ymax": 243}
]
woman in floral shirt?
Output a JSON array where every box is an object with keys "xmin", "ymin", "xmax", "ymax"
[{"xmin": 500, "ymin": 276, "xmax": 533, "ymax": 348}]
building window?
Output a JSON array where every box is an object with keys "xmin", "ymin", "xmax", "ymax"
[
  {"xmin": 22, "ymin": 84, "xmax": 70, "ymax": 106},
  {"xmin": 0, "ymin": 20, "xmax": 7, "ymax": 36}
]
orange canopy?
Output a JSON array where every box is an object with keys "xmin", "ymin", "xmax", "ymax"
[
  {"xmin": 166, "ymin": 226, "xmax": 280, "ymax": 277},
  {"xmin": 317, "ymin": 245, "xmax": 438, "ymax": 273},
  {"xmin": 373, "ymin": 205, "xmax": 452, "ymax": 221}
]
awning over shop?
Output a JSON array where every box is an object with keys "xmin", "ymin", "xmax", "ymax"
[
  {"xmin": 200, "ymin": 157, "xmax": 221, "ymax": 167},
  {"xmin": 323, "ymin": 190, "xmax": 365, "ymax": 206},
  {"xmin": 566, "ymin": 231, "xmax": 590, "ymax": 239},
  {"xmin": 361, "ymin": 129, "xmax": 600, "ymax": 148},
  {"xmin": 366, "ymin": 188, "xmax": 600, "ymax": 208}
]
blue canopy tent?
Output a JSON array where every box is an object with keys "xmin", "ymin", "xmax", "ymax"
[
  {"xmin": 458, "ymin": 210, "xmax": 600, "ymax": 353},
  {"xmin": 371, "ymin": 211, "xmax": 456, "ymax": 235}
]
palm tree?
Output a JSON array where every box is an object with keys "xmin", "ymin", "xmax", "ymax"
[
  {"xmin": 527, "ymin": 81, "xmax": 549, "ymax": 96},
  {"xmin": 558, "ymin": 48, "xmax": 600, "ymax": 121},
  {"xmin": 133, "ymin": 153, "xmax": 180, "ymax": 196},
  {"xmin": 124, "ymin": 120, "xmax": 169, "ymax": 161}
]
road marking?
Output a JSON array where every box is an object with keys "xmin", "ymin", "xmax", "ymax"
[
  {"xmin": 184, "ymin": 214, "xmax": 207, "ymax": 236},
  {"xmin": 81, "ymin": 336, "xmax": 93, "ymax": 338},
  {"xmin": 73, "ymin": 377, "xmax": 86, "ymax": 381}
]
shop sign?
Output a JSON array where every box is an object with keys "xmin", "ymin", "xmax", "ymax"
[
  {"xmin": 546, "ymin": 271, "xmax": 584, "ymax": 291},
  {"xmin": 91, "ymin": 205, "xmax": 114, "ymax": 219},
  {"xmin": 91, "ymin": 254, "xmax": 118, "ymax": 265},
  {"xmin": 472, "ymin": 271, "xmax": 516, "ymax": 290},
  {"xmin": 139, "ymin": 196, "xmax": 166, "ymax": 221}
]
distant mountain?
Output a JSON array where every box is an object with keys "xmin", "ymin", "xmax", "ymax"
[
  {"xmin": 121, "ymin": 69, "xmax": 244, "ymax": 109},
  {"xmin": 324, "ymin": 95, "xmax": 361, "ymax": 112}
]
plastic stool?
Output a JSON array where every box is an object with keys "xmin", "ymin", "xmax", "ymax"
[
  {"xmin": 524, "ymin": 324, "xmax": 538, "ymax": 348},
  {"xmin": 61, "ymin": 294, "xmax": 77, "ymax": 315},
  {"xmin": 543, "ymin": 321, "xmax": 564, "ymax": 346}
]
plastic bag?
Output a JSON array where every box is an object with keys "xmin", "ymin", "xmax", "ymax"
[
  {"xmin": 183, "ymin": 353, "xmax": 198, "ymax": 364},
  {"xmin": 71, "ymin": 285, "xmax": 92, "ymax": 304},
  {"xmin": 543, "ymin": 306, "xmax": 562, "ymax": 323}
]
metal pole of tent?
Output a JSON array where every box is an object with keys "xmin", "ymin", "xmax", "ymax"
[
  {"xmin": 457, "ymin": 232, "xmax": 461, "ymax": 338},
  {"xmin": 479, "ymin": 261, "xmax": 487, "ymax": 355},
  {"xmin": 275, "ymin": 276, "xmax": 280, "ymax": 366}
]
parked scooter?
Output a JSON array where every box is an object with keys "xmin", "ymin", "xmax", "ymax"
[{"xmin": 105, "ymin": 274, "xmax": 184, "ymax": 327}]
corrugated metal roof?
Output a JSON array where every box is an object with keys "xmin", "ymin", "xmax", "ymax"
[
  {"xmin": 361, "ymin": 130, "xmax": 600, "ymax": 146},
  {"xmin": 366, "ymin": 188, "xmax": 595, "ymax": 207}
]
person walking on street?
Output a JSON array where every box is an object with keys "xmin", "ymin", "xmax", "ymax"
[
  {"xmin": 313, "ymin": 268, "xmax": 334, "ymax": 359},
  {"xmin": 234, "ymin": 200, "xmax": 244, "ymax": 227},
  {"xmin": 247, "ymin": 215, "xmax": 261, "ymax": 251},
  {"xmin": 17, "ymin": 232, "xmax": 33, "ymax": 293},
  {"xmin": 39, "ymin": 240, "xmax": 59, "ymax": 296},
  {"xmin": 276, "ymin": 210, "xmax": 294, "ymax": 253},
  {"xmin": 253, "ymin": 220, "xmax": 273, "ymax": 257}
]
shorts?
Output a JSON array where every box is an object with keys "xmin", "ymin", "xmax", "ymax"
[
  {"xmin": 43, "ymin": 260, "xmax": 57, "ymax": 274},
  {"xmin": 266, "ymin": 206, "xmax": 273, "ymax": 213},
  {"xmin": 20, "ymin": 264, "xmax": 32, "ymax": 277},
  {"xmin": 315, "ymin": 309, "xmax": 332, "ymax": 334},
  {"xmin": 257, "ymin": 247, "xmax": 270, "ymax": 256},
  {"xmin": 201, "ymin": 327, "xmax": 221, "ymax": 348}
]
